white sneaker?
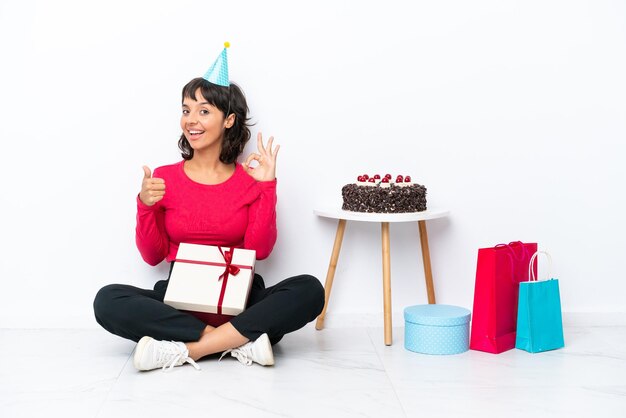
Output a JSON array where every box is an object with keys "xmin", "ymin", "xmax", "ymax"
[
  {"xmin": 219, "ymin": 333, "xmax": 274, "ymax": 366},
  {"xmin": 133, "ymin": 336, "xmax": 200, "ymax": 372}
]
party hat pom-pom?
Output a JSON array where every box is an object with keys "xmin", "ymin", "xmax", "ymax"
[{"xmin": 224, "ymin": 41, "xmax": 230, "ymax": 48}]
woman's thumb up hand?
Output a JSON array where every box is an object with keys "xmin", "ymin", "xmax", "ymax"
[{"xmin": 139, "ymin": 165, "xmax": 166, "ymax": 206}]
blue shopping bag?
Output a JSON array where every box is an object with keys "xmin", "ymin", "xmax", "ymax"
[{"xmin": 515, "ymin": 251, "xmax": 565, "ymax": 353}]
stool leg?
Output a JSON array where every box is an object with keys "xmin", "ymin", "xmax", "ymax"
[
  {"xmin": 316, "ymin": 219, "xmax": 347, "ymax": 330},
  {"xmin": 381, "ymin": 222, "xmax": 392, "ymax": 345},
  {"xmin": 418, "ymin": 220, "xmax": 436, "ymax": 304}
]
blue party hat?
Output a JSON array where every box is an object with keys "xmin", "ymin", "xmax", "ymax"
[{"xmin": 203, "ymin": 42, "xmax": 230, "ymax": 87}]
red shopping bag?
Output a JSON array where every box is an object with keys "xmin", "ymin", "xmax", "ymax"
[{"xmin": 469, "ymin": 241, "xmax": 537, "ymax": 353}]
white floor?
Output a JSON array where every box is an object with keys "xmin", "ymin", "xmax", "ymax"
[{"xmin": 1, "ymin": 324, "xmax": 625, "ymax": 418}]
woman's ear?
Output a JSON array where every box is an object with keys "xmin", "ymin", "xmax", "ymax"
[{"xmin": 224, "ymin": 113, "xmax": 235, "ymax": 129}]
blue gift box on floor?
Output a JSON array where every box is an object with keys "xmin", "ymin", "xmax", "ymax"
[{"xmin": 404, "ymin": 304, "xmax": 471, "ymax": 355}]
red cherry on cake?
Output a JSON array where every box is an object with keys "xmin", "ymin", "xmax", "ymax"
[
  {"xmin": 363, "ymin": 174, "xmax": 369, "ymax": 180},
  {"xmin": 357, "ymin": 176, "xmax": 364, "ymax": 182},
  {"xmin": 381, "ymin": 177, "xmax": 389, "ymax": 183},
  {"xmin": 374, "ymin": 174, "xmax": 381, "ymax": 180},
  {"xmin": 384, "ymin": 174, "xmax": 392, "ymax": 179},
  {"xmin": 405, "ymin": 176, "xmax": 411, "ymax": 182},
  {"xmin": 368, "ymin": 178, "xmax": 376, "ymax": 183},
  {"xmin": 395, "ymin": 175, "xmax": 403, "ymax": 183}
]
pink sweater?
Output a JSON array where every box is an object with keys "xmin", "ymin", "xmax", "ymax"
[{"xmin": 136, "ymin": 161, "xmax": 277, "ymax": 265}]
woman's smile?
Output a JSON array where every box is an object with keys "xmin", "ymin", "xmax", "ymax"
[{"xmin": 186, "ymin": 128, "xmax": 206, "ymax": 141}]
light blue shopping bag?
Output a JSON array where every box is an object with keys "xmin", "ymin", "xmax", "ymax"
[{"xmin": 515, "ymin": 251, "xmax": 564, "ymax": 353}]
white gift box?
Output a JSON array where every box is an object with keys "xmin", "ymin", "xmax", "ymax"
[{"xmin": 164, "ymin": 243, "xmax": 256, "ymax": 316}]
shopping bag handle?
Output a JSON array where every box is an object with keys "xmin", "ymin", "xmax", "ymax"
[
  {"xmin": 495, "ymin": 241, "xmax": 529, "ymax": 261},
  {"xmin": 527, "ymin": 250, "xmax": 553, "ymax": 282},
  {"xmin": 495, "ymin": 241, "xmax": 530, "ymax": 283}
]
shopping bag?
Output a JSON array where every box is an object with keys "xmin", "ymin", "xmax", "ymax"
[
  {"xmin": 515, "ymin": 251, "xmax": 564, "ymax": 353},
  {"xmin": 469, "ymin": 241, "xmax": 537, "ymax": 353}
]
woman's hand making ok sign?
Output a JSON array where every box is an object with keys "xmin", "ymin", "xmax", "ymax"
[{"xmin": 243, "ymin": 132, "xmax": 280, "ymax": 182}]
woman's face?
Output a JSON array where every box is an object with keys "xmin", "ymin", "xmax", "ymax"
[{"xmin": 180, "ymin": 88, "xmax": 231, "ymax": 153}]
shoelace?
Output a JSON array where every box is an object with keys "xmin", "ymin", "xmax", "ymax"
[
  {"xmin": 219, "ymin": 343, "xmax": 253, "ymax": 366},
  {"xmin": 158, "ymin": 341, "xmax": 201, "ymax": 372}
]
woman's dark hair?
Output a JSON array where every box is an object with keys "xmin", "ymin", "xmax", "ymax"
[{"xmin": 178, "ymin": 77, "xmax": 252, "ymax": 164}]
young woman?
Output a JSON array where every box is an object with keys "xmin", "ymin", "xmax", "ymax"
[{"xmin": 93, "ymin": 77, "xmax": 325, "ymax": 371}]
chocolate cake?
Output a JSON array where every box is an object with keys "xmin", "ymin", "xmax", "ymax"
[{"xmin": 341, "ymin": 174, "xmax": 427, "ymax": 213}]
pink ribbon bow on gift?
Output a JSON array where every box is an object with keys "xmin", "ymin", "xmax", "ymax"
[{"xmin": 218, "ymin": 246, "xmax": 240, "ymax": 281}]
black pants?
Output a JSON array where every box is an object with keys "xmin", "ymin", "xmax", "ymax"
[{"xmin": 93, "ymin": 268, "xmax": 325, "ymax": 346}]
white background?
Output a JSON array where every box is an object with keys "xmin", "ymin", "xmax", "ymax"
[{"xmin": 0, "ymin": 0, "xmax": 624, "ymax": 328}]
